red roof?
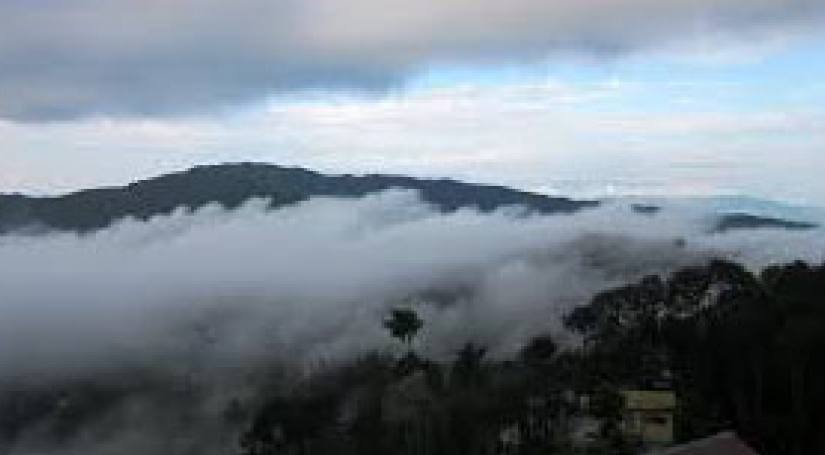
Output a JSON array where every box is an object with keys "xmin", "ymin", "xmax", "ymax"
[{"xmin": 657, "ymin": 432, "xmax": 759, "ymax": 455}]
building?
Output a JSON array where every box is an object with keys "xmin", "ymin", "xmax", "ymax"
[{"xmin": 621, "ymin": 390, "xmax": 676, "ymax": 449}]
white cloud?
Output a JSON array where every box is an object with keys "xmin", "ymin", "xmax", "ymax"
[
  {"xmin": 2, "ymin": 190, "xmax": 823, "ymax": 382},
  {"xmin": 2, "ymin": 78, "xmax": 824, "ymax": 204}
]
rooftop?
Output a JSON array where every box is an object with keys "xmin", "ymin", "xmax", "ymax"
[{"xmin": 655, "ymin": 432, "xmax": 759, "ymax": 455}]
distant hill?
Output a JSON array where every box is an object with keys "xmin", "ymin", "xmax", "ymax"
[
  {"xmin": 619, "ymin": 197, "xmax": 820, "ymax": 233},
  {"xmin": 713, "ymin": 212, "xmax": 819, "ymax": 233},
  {"xmin": 0, "ymin": 163, "xmax": 598, "ymax": 234}
]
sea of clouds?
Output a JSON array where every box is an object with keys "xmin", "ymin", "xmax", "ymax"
[
  {"xmin": 2, "ymin": 190, "xmax": 823, "ymax": 381},
  {"xmin": 1, "ymin": 190, "xmax": 823, "ymax": 454}
]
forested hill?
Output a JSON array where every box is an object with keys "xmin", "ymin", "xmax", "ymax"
[{"xmin": 0, "ymin": 163, "xmax": 598, "ymax": 233}]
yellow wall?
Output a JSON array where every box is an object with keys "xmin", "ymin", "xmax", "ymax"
[
  {"xmin": 621, "ymin": 390, "xmax": 675, "ymax": 446},
  {"xmin": 622, "ymin": 390, "xmax": 676, "ymax": 410}
]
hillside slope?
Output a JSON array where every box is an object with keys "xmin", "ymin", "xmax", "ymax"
[{"xmin": 0, "ymin": 163, "xmax": 598, "ymax": 233}]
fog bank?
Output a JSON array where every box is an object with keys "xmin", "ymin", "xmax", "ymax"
[
  {"xmin": 2, "ymin": 191, "xmax": 825, "ymax": 453},
  {"xmin": 2, "ymin": 191, "xmax": 823, "ymax": 381}
]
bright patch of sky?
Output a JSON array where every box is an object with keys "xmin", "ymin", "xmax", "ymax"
[{"xmin": 1, "ymin": 36, "xmax": 824, "ymax": 206}]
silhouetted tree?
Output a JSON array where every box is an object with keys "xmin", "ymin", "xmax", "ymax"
[
  {"xmin": 566, "ymin": 259, "xmax": 825, "ymax": 455},
  {"xmin": 384, "ymin": 308, "xmax": 423, "ymax": 347},
  {"xmin": 519, "ymin": 334, "xmax": 558, "ymax": 367}
]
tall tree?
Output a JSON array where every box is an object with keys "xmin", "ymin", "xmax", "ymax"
[{"xmin": 383, "ymin": 308, "xmax": 424, "ymax": 347}]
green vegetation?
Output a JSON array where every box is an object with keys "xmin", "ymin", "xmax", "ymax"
[
  {"xmin": 2, "ymin": 257, "xmax": 824, "ymax": 454},
  {"xmin": 239, "ymin": 259, "xmax": 825, "ymax": 454},
  {"xmin": 383, "ymin": 308, "xmax": 424, "ymax": 347},
  {"xmin": 566, "ymin": 259, "xmax": 825, "ymax": 454}
]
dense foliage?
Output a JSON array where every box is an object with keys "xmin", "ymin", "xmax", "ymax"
[
  {"xmin": 239, "ymin": 259, "xmax": 825, "ymax": 455},
  {"xmin": 565, "ymin": 259, "xmax": 825, "ymax": 455},
  {"xmin": 2, "ymin": 258, "xmax": 824, "ymax": 454}
]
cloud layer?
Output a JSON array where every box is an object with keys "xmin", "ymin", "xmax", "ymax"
[
  {"xmin": 2, "ymin": 0, "xmax": 824, "ymax": 120},
  {"xmin": 2, "ymin": 190, "xmax": 823, "ymax": 384},
  {"xmin": 1, "ymin": 191, "xmax": 824, "ymax": 453}
]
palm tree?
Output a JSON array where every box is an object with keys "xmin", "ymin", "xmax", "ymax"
[{"xmin": 383, "ymin": 308, "xmax": 423, "ymax": 347}]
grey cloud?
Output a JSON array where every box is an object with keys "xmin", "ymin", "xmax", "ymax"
[
  {"xmin": 1, "ymin": 191, "xmax": 823, "ymax": 383},
  {"xmin": 1, "ymin": 0, "xmax": 824, "ymax": 120},
  {"xmin": 1, "ymin": 191, "xmax": 824, "ymax": 453}
]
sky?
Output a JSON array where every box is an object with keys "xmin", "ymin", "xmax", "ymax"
[{"xmin": 1, "ymin": 0, "xmax": 824, "ymax": 205}]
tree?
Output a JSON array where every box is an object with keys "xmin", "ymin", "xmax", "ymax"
[
  {"xmin": 383, "ymin": 308, "xmax": 423, "ymax": 347},
  {"xmin": 452, "ymin": 343, "xmax": 488, "ymax": 389},
  {"xmin": 564, "ymin": 259, "xmax": 825, "ymax": 454},
  {"xmin": 519, "ymin": 334, "xmax": 558, "ymax": 366}
]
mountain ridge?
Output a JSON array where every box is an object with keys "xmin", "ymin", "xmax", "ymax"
[
  {"xmin": 0, "ymin": 163, "xmax": 598, "ymax": 234},
  {"xmin": 1, "ymin": 163, "xmax": 819, "ymax": 235}
]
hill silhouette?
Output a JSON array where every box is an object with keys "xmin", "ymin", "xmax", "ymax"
[
  {"xmin": 1, "ymin": 163, "xmax": 818, "ymax": 235},
  {"xmin": 0, "ymin": 163, "xmax": 598, "ymax": 234},
  {"xmin": 713, "ymin": 212, "xmax": 818, "ymax": 233}
]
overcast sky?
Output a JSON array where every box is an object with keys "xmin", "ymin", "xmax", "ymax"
[{"xmin": 1, "ymin": 0, "xmax": 824, "ymax": 204}]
